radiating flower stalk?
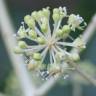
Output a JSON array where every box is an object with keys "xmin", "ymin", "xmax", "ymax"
[{"xmin": 14, "ymin": 7, "xmax": 86, "ymax": 80}]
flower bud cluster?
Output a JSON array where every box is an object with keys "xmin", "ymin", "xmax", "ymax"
[{"xmin": 14, "ymin": 7, "xmax": 86, "ymax": 80}]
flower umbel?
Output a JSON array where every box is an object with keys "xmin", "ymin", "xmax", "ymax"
[{"xmin": 14, "ymin": 7, "xmax": 86, "ymax": 80}]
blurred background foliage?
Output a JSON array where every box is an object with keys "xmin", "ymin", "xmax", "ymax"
[{"xmin": 0, "ymin": 0, "xmax": 96, "ymax": 96}]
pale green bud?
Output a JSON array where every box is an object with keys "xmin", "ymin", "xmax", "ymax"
[
  {"xmin": 70, "ymin": 53, "xmax": 80, "ymax": 61},
  {"xmin": 28, "ymin": 30, "xmax": 37, "ymax": 39},
  {"xmin": 62, "ymin": 25, "xmax": 71, "ymax": 33},
  {"xmin": 24, "ymin": 15, "xmax": 31, "ymax": 24},
  {"xmin": 41, "ymin": 23, "xmax": 48, "ymax": 33},
  {"xmin": 38, "ymin": 10, "xmax": 43, "ymax": 18},
  {"xmin": 56, "ymin": 29, "xmax": 63, "ymax": 37},
  {"xmin": 27, "ymin": 19, "xmax": 35, "ymax": 29},
  {"xmin": 13, "ymin": 47, "xmax": 23, "ymax": 54},
  {"xmin": 62, "ymin": 25, "xmax": 71, "ymax": 38},
  {"xmin": 24, "ymin": 15, "xmax": 35, "ymax": 29},
  {"xmin": 53, "ymin": 8, "xmax": 60, "ymax": 14},
  {"xmin": 52, "ymin": 13, "xmax": 60, "ymax": 22},
  {"xmin": 42, "ymin": 7, "xmax": 50, "ymax": 18},
  {"xmin": 60, "ymin": 12, "xmax": 65, "ymax": 19},
  {"xmin": 37, "ymin": 37, "xmax": 46, "ymax": 44},
  {"xmin": 18, "ymin": 27, "xmax": 26, "ymax": 38},
  {"xmin": 31, "ymin": 11, "xmax": 38, "ymax": 20},
  {"xmin": 33, "ymin": 52, "xmax": 41, "ymax": 61},
  {"xmin": 42, "ymin": 17, "xmax": 48, "ymax": 24},
  {"xmin": 18, "ymin": 41, "xmax": 27, "ymax": 49}
]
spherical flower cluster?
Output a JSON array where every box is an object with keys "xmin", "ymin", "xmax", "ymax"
[{"xmin": 14, "ymin": 7, "xmax": 86, "ymax": 80}]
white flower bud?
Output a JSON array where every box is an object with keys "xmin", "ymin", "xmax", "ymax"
[
  {"xmin": 59, "ymin": 7, "xmax": 67, "ymax": 18},
  {"xmin": 73, "ymin": 37, "xmax": 86, "ymax": 49},
  {"xmin": 68, "ymin": 14, "xmax": 84, "ymax": 31}
]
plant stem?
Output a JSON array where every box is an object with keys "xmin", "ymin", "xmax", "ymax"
[{"xmin": 69, "ymin": 62, "xmax": 96, "ymax": 86}]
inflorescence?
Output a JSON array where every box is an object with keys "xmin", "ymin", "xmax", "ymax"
[{"xmin": 14, "ymin": 7, "xmax": 86, "ymax": 80}]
